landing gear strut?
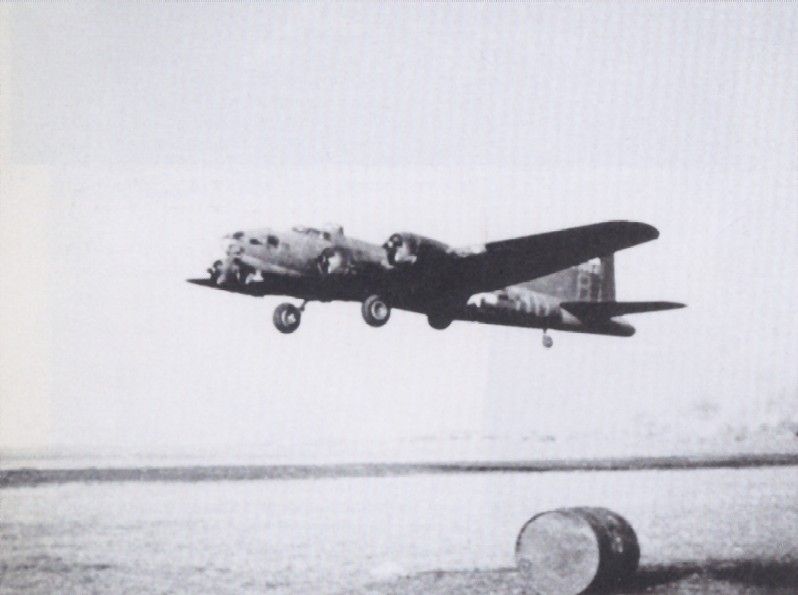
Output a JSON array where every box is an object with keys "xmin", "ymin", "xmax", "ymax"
[
  {"xmin": 542, "ymin": 331, "xmax": 553, "ymax": 349},
  {"xmin": 273, "ymin": 301, "xmax": 306, "ymax": 334},
  {"xmin": 362, "ymin": 294, "xmax": 391, "ymax": 327}
]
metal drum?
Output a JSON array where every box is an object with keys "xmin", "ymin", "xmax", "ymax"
[{"xmin": 515, "ymin": 507, "xmax": 640, "ymax": 595}]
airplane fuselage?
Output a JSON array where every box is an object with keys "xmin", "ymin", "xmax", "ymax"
[{"xmin": 192, "ymin": 224, "xmax": 637, "ymax": 338}]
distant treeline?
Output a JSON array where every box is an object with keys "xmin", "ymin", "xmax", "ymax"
[{"xmin": 2, "ymin": 453, "xmax": 798, "ymax": 488}]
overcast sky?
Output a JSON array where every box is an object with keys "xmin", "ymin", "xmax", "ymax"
[{"xmin": 1, "ymin": 3, "xmax": 796, "ymax": 459}]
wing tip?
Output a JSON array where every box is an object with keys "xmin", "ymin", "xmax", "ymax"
[{"xmin": 610, "ymin": 220, "xmax": 659, "ymax": 240}]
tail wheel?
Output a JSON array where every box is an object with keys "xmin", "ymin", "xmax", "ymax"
[
  {"xmin": 273, "ymin": 303, "xmax": 301, "ymax": 334},
  {"xmin": 427, "ymin": 314, "xmax": 452, "ymax": 330},
  {"xmin": 542, "ymin": 333, "xmax": 553, "ymax": 349},
  {"xmin": 362, "ymin": 295, "xmax": 391, "ymax": 327}
]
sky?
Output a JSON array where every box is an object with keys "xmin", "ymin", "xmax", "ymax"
[{"xmin": 1, "ymin": 3, "xmax": 796, "ymax": 460}]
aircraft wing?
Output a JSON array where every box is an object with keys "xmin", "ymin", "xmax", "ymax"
[{"xmin": 444, "ymin": 221, "xmax": 660, "ymax": 296}]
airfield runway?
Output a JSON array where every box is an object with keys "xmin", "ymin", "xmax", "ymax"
[{"xmin": 1, "ymin": 458, "xmax": 796, "ymax": 594}]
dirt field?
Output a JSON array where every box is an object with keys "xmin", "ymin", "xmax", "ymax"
[
  {"xmin": 1, "ymin": 459, "xmax": 796, "ymax": 594},
  {"xmin": 359, "ymin": 560, "xmax": 798, "ymax": 594}
]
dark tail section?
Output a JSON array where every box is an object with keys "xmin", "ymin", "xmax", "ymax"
[
  {"xmin": 599, "ymin": 255, "xmax": 615, "ymax": 301},
  {"xmin": 560, "ymin": 301, "xmax": 686, "ymax": 322},
  {"xmin": 521, "ymin": 255, "xmax": 616, "ymax": 302}
]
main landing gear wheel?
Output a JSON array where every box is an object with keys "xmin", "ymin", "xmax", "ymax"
[
  {"xmin": 273, "ymin": 303, "xmax": 301, "ymax": 334},
  {"xmin": 362, "ymin": 295, "xmax": 391, "ymax": 327},
  {"xmin": 427, "ymin": 314, "xmax": 452, "ymax": 330},
  {"xmin": 542, "ymin": 332, "xmax": 553, "ymax": 349}
]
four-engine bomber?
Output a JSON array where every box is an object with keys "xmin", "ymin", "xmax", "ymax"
[{"xmin": 188, "ymin": 221, "xmax": 684, "ymax": 347}]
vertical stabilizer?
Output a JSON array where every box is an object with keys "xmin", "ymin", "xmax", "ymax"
[
  {"xmin": 575, "ymin": 255, "xmax": 615, "ymax": 302},
  {"xmin": 520, "ymin": 254, "xmax": 616, "ymax": 302},
  {"xmin": 600, "ymin": 254, "xmax": 615, "ymax": 301}
]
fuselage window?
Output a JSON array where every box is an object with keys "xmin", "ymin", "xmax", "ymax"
[
  {"xmin": 249, "ymin": 238, "xmax": 262, "ymax": 245},
  {"xmin": 233, "ymin": 231, "xmax": 245, "ymax": 240},
  {"xmin": 322, "ymin": 232, "xmax": 331, "ymax": 241},
  {"xmin": 267, "ymin": 235, "xmax": 279, "ymax": 247}
]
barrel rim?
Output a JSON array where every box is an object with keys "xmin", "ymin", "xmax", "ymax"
[
  {"xmin": 515, "ymin": 509, "xmax": 602, "ymax": 594},
  {"xmin": 515, "ymin": 507, "xmax": 641, "ymax": 594}
]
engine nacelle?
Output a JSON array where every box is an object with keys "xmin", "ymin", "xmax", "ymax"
[
  {"xmin": 317, "ymin": 247, "xmax": 350, "ymax": 276},
  {"xmin": 383, "ymin": 233, "xmax": 451, "ymax": 268}
]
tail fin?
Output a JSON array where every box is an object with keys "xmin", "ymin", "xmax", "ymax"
[
  {"xmin": 599, "ymin": 254, "xmax": 615, "ymax": 301},
  {"xmin": 521, "ymin": 254, "xmax": 615, "ymax": 302}
]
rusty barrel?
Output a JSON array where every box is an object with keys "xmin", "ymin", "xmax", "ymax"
[{"xmin": 515, "ymin": 507, "xmax": 640, "ymax": 595}]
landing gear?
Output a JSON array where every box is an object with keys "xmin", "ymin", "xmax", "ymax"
[
  {"xmin": 362, "ymin": 294, "xmax": 391, "ymax": 327},
  {"xmin": 542, "ymin": 331, "xmax": 553, "ymax": 349},
  {"xmin": 273, "ymin": 303, "xmax": 302, "ymax": 334},
  {"xmin": 427, "ymin": 313, "xmax": 452, "ymax": 330}
]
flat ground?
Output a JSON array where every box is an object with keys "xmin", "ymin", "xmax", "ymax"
[
  {"xmin": 1, "ymin": 461, "xmax": 796, "ymax": 594},
  {"xmin": 360, "ymin": 560, "xmax": 798, "ymax": 594}
]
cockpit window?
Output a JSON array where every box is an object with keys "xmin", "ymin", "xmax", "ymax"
[
  {"xmin": 249, "ymin": 238, "xmax": 262, "ymax": 245},
  {"xmin": 267, "ymin": 235, "xmax": 279, "ymax": 247},
  {"xmin": 232, "ymin": 231, "xmax": 244, "ymax": 240},
  {"xmin": 291, "ymin": 226, "xmax": 329, "ymax": 239}
]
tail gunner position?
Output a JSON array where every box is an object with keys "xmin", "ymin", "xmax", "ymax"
[{"xmin": 188, "ymin": 221, "xmax": 684, "ymax": 348}]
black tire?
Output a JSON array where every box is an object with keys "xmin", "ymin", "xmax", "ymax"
[
  {"xmin": 427, "ymin": 314, "xmax": 452, "ymax": 330},
  {"xmin": 361, "ymin": 295, "xmax": 391, "ymax": 327},
  {"xmin": 273, "ymin": 303, "xmax": 301, "ymax": 334}
]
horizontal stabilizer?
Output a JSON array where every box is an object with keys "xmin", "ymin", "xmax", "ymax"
[{"xmin": 560, "ymin": 301, "xmax": 686, "ymax": 322}]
